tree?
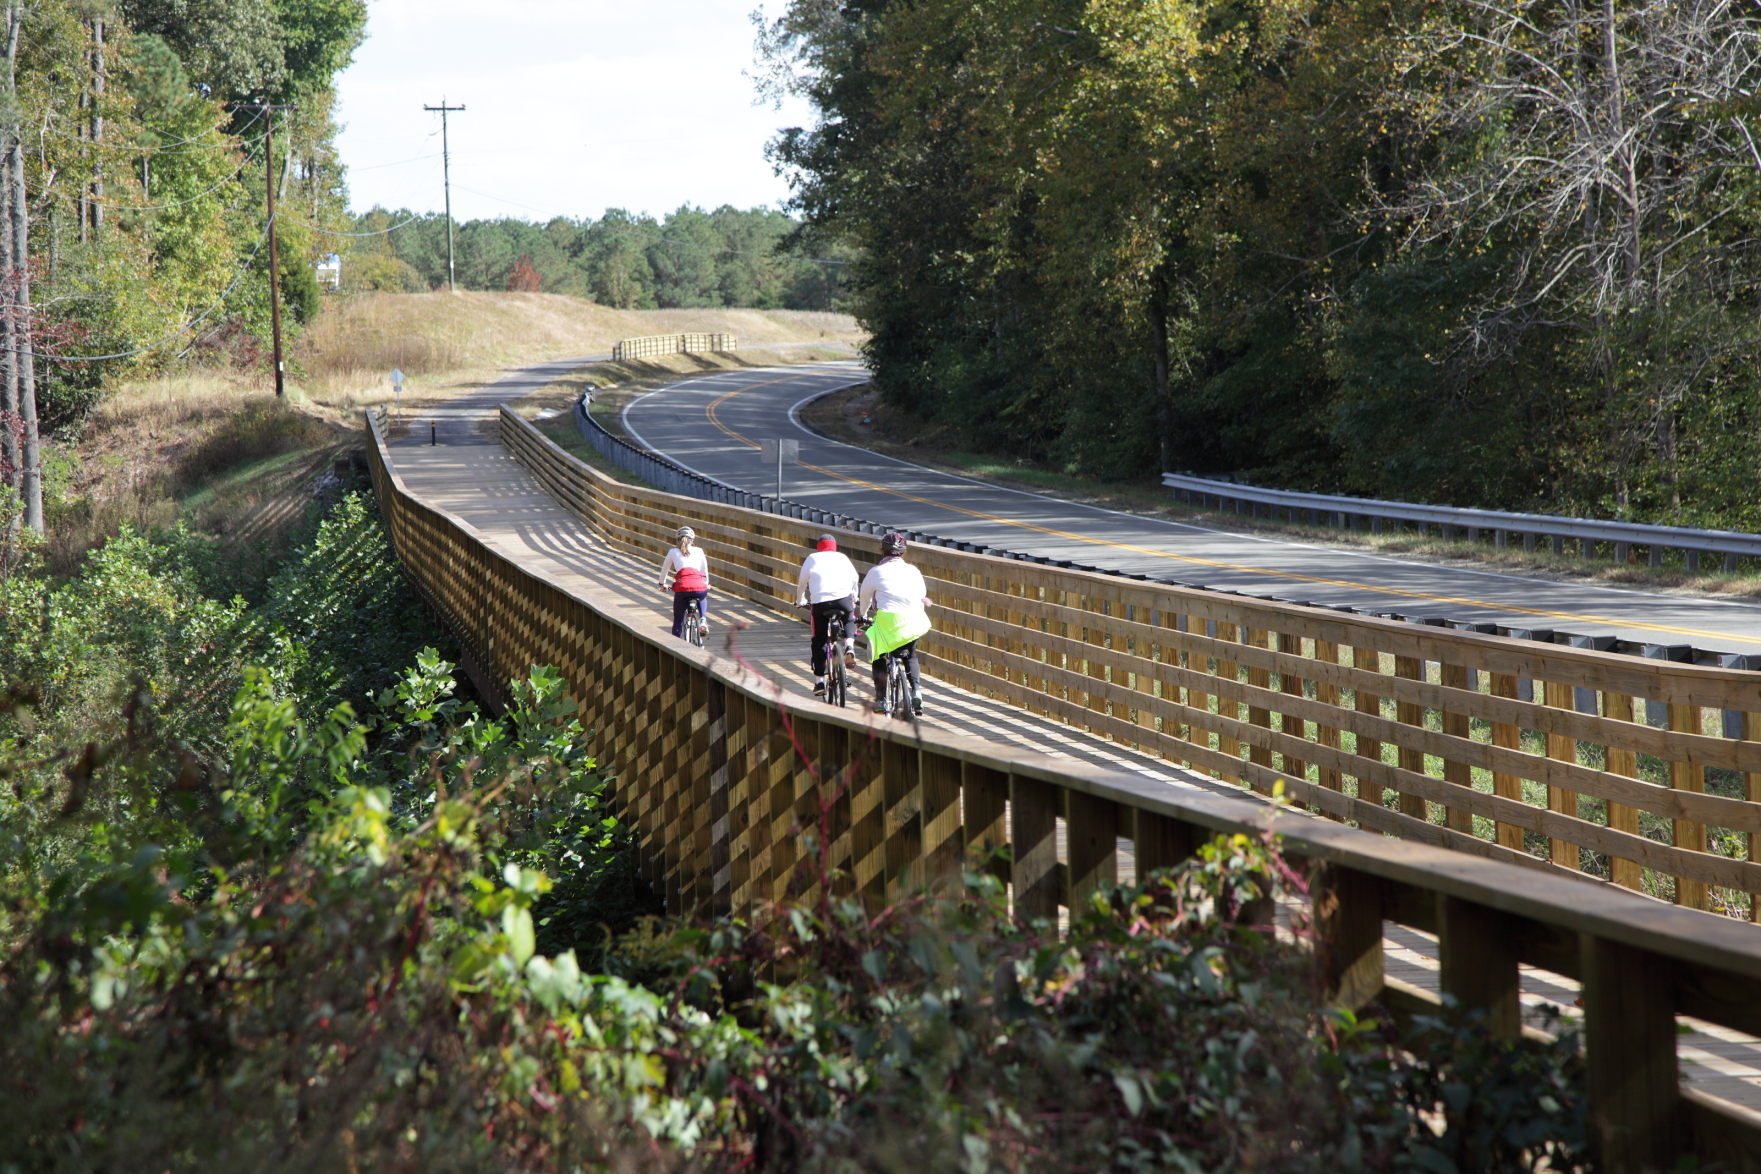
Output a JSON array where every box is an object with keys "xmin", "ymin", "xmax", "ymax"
[{"xmin": 505, "ymin": 253, "xmax": 540, "ymax": 291}]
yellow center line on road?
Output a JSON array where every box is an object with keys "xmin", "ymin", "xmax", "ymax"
[{"xmin": 698, "ymin": 379, "xmax": 1756, "ymax": 646}]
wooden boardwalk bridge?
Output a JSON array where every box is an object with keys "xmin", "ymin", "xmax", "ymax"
[{"xmin": 372, "ymin": 371, "xmax": 1761, "ymax": 1169}]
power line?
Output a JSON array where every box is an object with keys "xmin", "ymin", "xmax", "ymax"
[{"xmin": 293, "ymin": 209, "xmax": 425, "ymax": 237}]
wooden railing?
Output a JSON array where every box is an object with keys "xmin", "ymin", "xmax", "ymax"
[
  {"xmin": 371, "ymin": 411, "xmax": 1761, "ymax": 1168},
  {"xmin": 611, "ymin": 333, "xmax": 737, "ymax": 362},
  {"xmin": 497, "ymin": 407, "xmax": 1761, "ymax": 920}
]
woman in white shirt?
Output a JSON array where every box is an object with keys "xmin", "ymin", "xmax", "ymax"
[
  {"xmin": 658, "ymin": 525, "xmax": 710, "ymax": 640},
  {"xmin": 858, "ymin": 531, "xmax": 931, "ymax": 714},
  {"xmin": 796, "ymin": 533, "xmax": 860, "ymax": 696}
]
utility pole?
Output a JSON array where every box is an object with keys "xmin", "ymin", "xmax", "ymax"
[
  {"xmin": 424, "ymin": 100, "xmax": 465, "ymax": 292},
  {"xmin": 237, "ymin": 100, "xmax": 298, "ymax": 396}
]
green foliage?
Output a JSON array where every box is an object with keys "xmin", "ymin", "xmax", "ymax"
[
  {"xmin": 763, "ymin": 0, "xmax": 1761, "ymax": 521},
  {"xmin": 0, "ymin": 489, "xmax": 449, "ymax": 765},
  {"xmin": 25, "ymin": 0, "xmax": 363, "ymax": 417}
]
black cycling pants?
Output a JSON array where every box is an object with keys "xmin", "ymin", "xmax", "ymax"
[
  {"xmin": 871, "ymin": 640, "xmax": 921, "ymax": 696},
  {"xmin": 809, "ymin": 598, "xmax": 853, "ymax": 675}
]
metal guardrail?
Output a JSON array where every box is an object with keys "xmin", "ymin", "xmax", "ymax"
[
  {"xmin": 1165, "ymin": 473, "xmax": 1761, "ymax": 571},
  {"xmin": 610, "ymin": 333, "xmax": 738, "ymax": 362},
  {"xmin": 574, "ymin": 394, "xmax": 1756, "ymax": 674}
]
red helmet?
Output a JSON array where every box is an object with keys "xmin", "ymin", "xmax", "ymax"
[{"xmin": 880, "ymin": 532, "xmax": 908, "ymax": 556}]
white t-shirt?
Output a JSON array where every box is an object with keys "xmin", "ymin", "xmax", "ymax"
[
  {"xmin": 797, "ymin": 550, "xmax": 860, "ymax": 604},
  {"xmin": 859, "ymin": 558, "xmax": 929, "ymax": 614}
]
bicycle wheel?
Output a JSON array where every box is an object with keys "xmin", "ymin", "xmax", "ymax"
[
  {"xmin": 686, "ymin": 601, "xmax": 705, "ymax": 648},
  {"xmin": 888, "ymin": 663, "xmax": 911, "ymax": 720},
  {"xmin": 828, "ymin": 647, "xmax": 846, "ymax": 707}
]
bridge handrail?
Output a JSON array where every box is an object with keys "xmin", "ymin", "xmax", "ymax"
[
  {"xmin": 373, "ymin": 409, "xmax": 1761, "ymax": 1165},
  {"xmin": 503, "ymin": 406, "xmax": 1761, "ymax": 908},
  {"xmin": 1165, "ymin": 472, "xmax": 1761, "ymax": 565}
]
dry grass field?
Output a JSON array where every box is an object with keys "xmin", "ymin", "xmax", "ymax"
[{"xmin": 296, "ymin": 291, "xmax": 863, "ymax": 416}]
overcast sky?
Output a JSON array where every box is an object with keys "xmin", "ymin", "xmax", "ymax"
[{"xmin": 333, "ymin": 0, "xmax": 814, "ymax": 223}]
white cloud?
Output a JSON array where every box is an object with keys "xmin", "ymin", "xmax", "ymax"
[{"xmin": 333, "ymin": 0, "xmax": 815, "ymax": 222}]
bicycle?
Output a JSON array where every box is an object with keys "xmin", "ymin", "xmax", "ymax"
[
  {"xmin": 860, "ymin": 619, "xmax": 914, "ymax": 721},
  {"xmin": 683, "ymin": 597, "xmax": 707, "ymax": 648},
  {"xmin": 820, "ymin": 612, "xmax": 849, "ymax": 708}
]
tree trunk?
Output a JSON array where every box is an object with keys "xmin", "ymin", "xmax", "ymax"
[
  {"xmin": 0, "ymin": 2, "xmax": 17, "ymax": 494},
  {"xmin": 89, "ymin": 16, "xmax": 102, "ymax": 233},
  {"xmin": 7, "ymin": 2, "xmax": 36, "ymax": 531}
]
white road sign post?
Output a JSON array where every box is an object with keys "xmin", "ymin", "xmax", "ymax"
[{"xmin": 760, "ymin": 438, "xmax": 799, "ymax": 500}]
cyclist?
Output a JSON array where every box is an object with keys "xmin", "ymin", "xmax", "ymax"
[
  {"xmin": 658, "ymin": 525, "xmax": 710, "ymax": 642},
  {"xmin": 858, "ymin": 531, "xmax": 931, "ymax": 715},
  {"xmin": 796, "ymin": 533, "xmax": 859, "ymax": 697}
]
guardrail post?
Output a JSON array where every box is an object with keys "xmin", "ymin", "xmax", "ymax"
[
  {"xmin": 1584, "ymin": 936, "xmax": 1680, "ymax": 1172},
  {"xmin": 1688, "ymin": 550, "xmax": 1702, "ymax": 573},
  {"xmin": 1650, "ymin": 544, "xmax": 1663, "ymax": 567}
]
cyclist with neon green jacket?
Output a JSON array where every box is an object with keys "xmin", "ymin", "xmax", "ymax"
[{"xmin": 858, "ymin": 532, "xmax": 931, "ymax": 715}]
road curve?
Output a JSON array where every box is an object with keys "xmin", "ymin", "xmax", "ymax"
[{"xmin": 620, "ymin": 361, "xmax": 1761, "ymax": 656}]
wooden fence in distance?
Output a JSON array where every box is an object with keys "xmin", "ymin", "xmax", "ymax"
[
  {"xmin": 366, "ymin": 410, "xmax": 1761, "ymax": 1170},
  {"xmin": 611, "ymin": 333, "xmax": 738, "ymax": 362}
]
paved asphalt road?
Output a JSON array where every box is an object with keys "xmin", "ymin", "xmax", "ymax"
[{"xmin": 616, "ymin": 360, "xmax": 1761, "ymax": 657}]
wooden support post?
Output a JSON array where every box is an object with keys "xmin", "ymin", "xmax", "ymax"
[
  {"xmin": 1439, "ymin": 896, "xmax": 1519, "ymax": 1036},
  {"xmin": 921, "ymin": 750, "xmax": 964, "ymax": 887},
  {"xmin": 1215, "ymin": 622, "xmax": 1241, "ymax": 782},
  {"xmin": 1277, "ymin": 631, "xmax": 1307, "ymax": 800},
  {"xmin": 1313, "ymin": 864, "xmax": 1385, "ymax": 1009},
  {"xmin": 1131, "ymin": 809, "xmax": 1200, "ymax": 876},
  {"xmin": 1669, "ymin": 700, "xmax": 1709, "ymax": 909},
  {"xmin": 1065, "ymin": 790, "xmax": 1119, "ymax": 909},
  {"xmin": 1602, "ymin": 692, "xmax": 1644, "ymax": 891},
  {"xmin": 1394, "ymin": 655, "xmax": 1429, "ymax": 820},
  {"xmin": 847, "ymin": 724, "xmax": 888, "ymax": 905},
  {"xmin": 882, "ymin": 737, "xmax": 922, "ymax": 898},
  {"xmin": 1011, "ymin": 774, "xmax": 1061, "ymax": 923},
  {"xmin": 707, "ymin": 679, "xmax": 732, "ymax": 916},
  {"xmin": 1353, "ymin": 645, "xmax": 1385, "ymax": 806},
  {"xmin": 1749, "ymin": 712, "xmax": 1761, "ymax": 922},
  {"xmin": 1542, "ymin": 680, "xmax": 1582, "ymax": 870},
  {"xmin": 1584, "ymin": 936, "xmax": 1681, "ymax": 1172},
  {"xmin": 1314, "ymin": 639, "xmax": 1344, "ymax": 818},
  {"xmin": 1524, "ymin": 532, "xmax": 1536, "ymax": 553},
  {"xmin": 962, "ymin": 762, "xmax": 1009, "ymax": 879},
  {"xmin": 1246, "ymin": 627, "xmax": 1275, "ymax": 787},
  {"xmin": 1488, "ymin": 672, "xmax": 1526, "ymax": 851},
  {"xmin": 1438, "ymin": 662, "xmax": 1474, "ymax": 834}
]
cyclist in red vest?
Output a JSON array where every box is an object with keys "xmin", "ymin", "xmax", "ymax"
[{"xmin": 658, "ymin": 525, "xmax": 710, "ymax": 641}]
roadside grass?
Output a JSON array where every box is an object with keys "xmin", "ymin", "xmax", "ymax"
[{"xmin": 803, "ymin": 385, "xmax": 1761, "ymax": 600}]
